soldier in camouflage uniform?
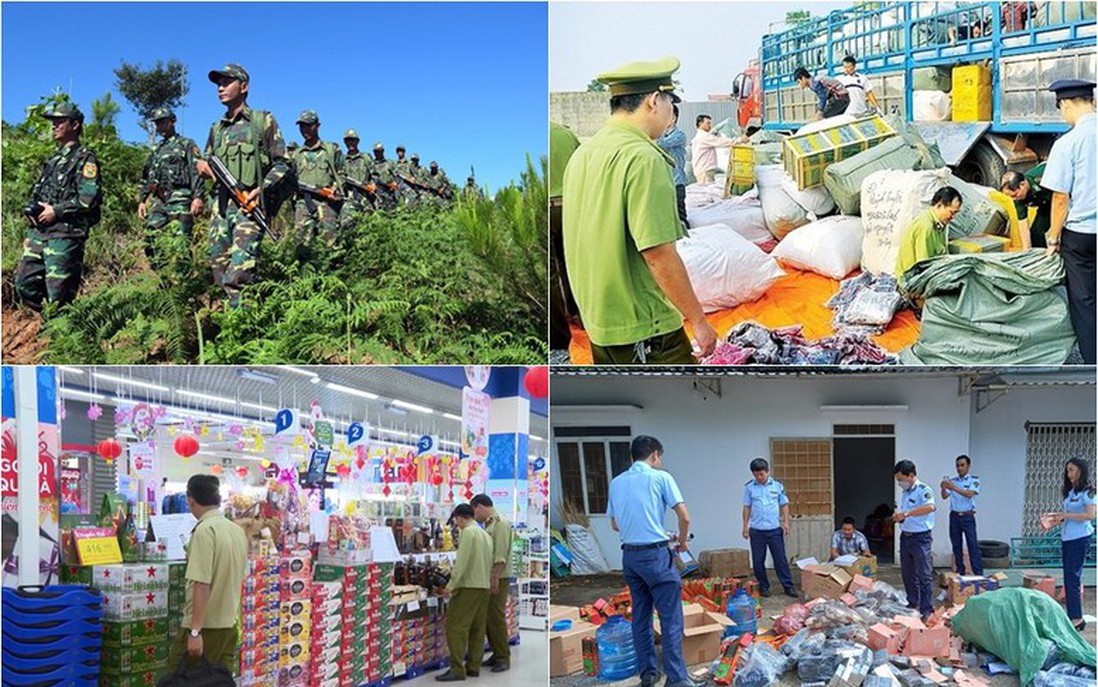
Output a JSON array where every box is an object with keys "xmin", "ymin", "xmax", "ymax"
[
  {"xmin": 464, "ymin": 174, "xmax": 483, "ymax": 201},
  {"xmin": 403, "ymin": 153, "xmax": 433, "ymax": 207},
  {"xmin": 197, "ymin": 63, "xmax": 292, "ymax": 308},
  {"xmin": 14, "ymin": 102, "xmax": 103, "ymax": 310},
  {"xmin": 393, "ymin": 145, "xmax": 415, "ymax": 208},
  {"xmin": 137, "ymin": 107, "xmax": 205, "ymax": 280},
  {"xmin": 427, "ymin": 161, "xmax": 455, "ymax": 207},
  {"xmin": 291, "ymin": 110, "xmax": 344, "ymax": 246},
  {"xmin": 340, "ymin": 129, "xmax": 374, "ymax": 230},
  {"xmin": 370, "ymin": 143, "xmax": 400, "ymax": 210}
]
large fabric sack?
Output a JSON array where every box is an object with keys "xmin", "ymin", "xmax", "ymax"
[
  {"xmin": 772, "ymin": 216, "xmax": 864, "ymax": 279},
  {"xmin": 754, "ymin": 142, "xmax": 783, "ymax": 165},
  {"xmin": 562, "ymin": 524, "xmax": 611, "ymax": 575},
  {"xmin": 678, "ymin": 223, "xmax": 785, "ymax": 312},
  {"xmin": 757, "ymin": 165, "xmax": 810, "ymax": 239},
  {"xmin": 860, "ymin": 168, "xmax": 950, "ymax": 276},
  {"xmin": 912, "ymin": 66, "xmax": 952, "ymax": 92},
  {"xmin": 948, "ymin": 176, "xmax": 1007, "ymax": 238},
  {"xmin": 684, "ymin": 182, "xmax": 728, "ymax": 210},
  {"xmin": 796, "ymin": 114, "xmax": 857, "ymax": 136},
  {"xmin": 913, "ymin": 91, "xmax": 952, "ymax": 122},
  {"xmin": 824, "ymin": 137, "xmax": 922, "ymax": 216},
  {"xmin": 781, "ymin": 174, "xmax": 836, "ymax": 216},
  {"xmin": 884, "ymin": 114, "xmax": 947, "ymax": 170},
  {"xmin": 951, "ymin": 589, "xmax": 1096, "ymax": 687},
  {"xmin": 689, "ymin": 201, "xmax": 772, "ymax": 247},
  {"xmin": 899, "ymin": 251, "xmax": 1076, "ymax": 364}
]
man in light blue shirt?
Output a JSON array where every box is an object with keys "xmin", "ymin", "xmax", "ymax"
[
  {"xmin": 940, "ymin": 454, "xmax": 983, "ymax": 575},
  {"xmin": 608, "ymin": 436, "xmax": 700, "ymax": 687},
  {"xmin": 1042, "ymin": 79, "xmax": 1096, "ymax": 365},
  {"xmin": 741, "ymin": 458, "xmax": 795, "ymax": 598},
  {"xmin": 657, "ymin": 105, "xmax": 688, "ymax": 230},
  {"xmin": 830, "ymin": 517, "xmax": 871, "ymax": 559},
  {"xmin": 893, "ymin": 460, "xmax": 937, "ymax": 620}
]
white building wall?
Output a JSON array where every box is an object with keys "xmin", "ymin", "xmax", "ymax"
[{"xmin": 551, "ymin": 375, "xmax": 1095, "ymax": 570}]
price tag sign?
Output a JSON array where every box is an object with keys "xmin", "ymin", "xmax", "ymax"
[
  {"xmin": 427, "ymin": 597, "xmax": 438, "ymax": 608},
  {"xmin": 407, "ymin": 600, "xmax": 420, "ymax": 612},
  {"xmin": 74, "ymin": 529, "xmax": 123, "ymax": 566}
]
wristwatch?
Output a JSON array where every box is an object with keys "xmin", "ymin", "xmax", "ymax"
[{"xmin": 190, "ymin": 629, "xmax": 201, "ymax": 638}]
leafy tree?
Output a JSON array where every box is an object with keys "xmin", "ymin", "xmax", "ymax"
[
  {"xmin": 113, "ymin": 59, "xmax": 189, "ymax": 145},
  {"xmin": 88, "ymin": 92, "xmax": 120, "ymax": 139},
  {"xmin": 586, "ymin": 79, "xmax": 606, "ymax": 93}
]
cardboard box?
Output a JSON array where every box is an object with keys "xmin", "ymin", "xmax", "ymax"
[
  {"xmin": 697, "ymin": 548, "xmax": 753, "ymax": 578},
  {"xmin": 549, "ymin": 605, "xmax": 582, "ymax": 624},
  {"xmin": 549, "ymin": 620, "xmax": 597, "ymax": 676},
  {"xmin": 838, "ymin": 554, "xmax": 878, "ymax": 579},
  {"xmin": 654, "ymin": 604, "xmax": 735, "ymax": 666},
  {"xmin": 1022, "ymin": 572, "xmax": 1057, "ymax": 599},
  {"xmin": 850, "ymin": 574, "xmax": 875, "ymax": 594},
  {"xmin": 801, "ymin": 564, "xmax": 853, "ymax": 600},
  {"xmin": 903, "ymin": 627, "xmax": 951, "ymax": 658},
  {"xmin": 948, "ymin": 576, "xmax": 999, "ymax": 605},
  {"xmin": 868, "ymin": 623, "xmax": 903, "ymax": 654}
]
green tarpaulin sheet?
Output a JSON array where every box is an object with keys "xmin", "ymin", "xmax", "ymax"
[
  {"xmin": 900, "ymin": 251, "xmax": 1076, "ymax": 364},
  {"xmin": 951, "ymin": 588, "xmax": 1096, "ymax": 686}
]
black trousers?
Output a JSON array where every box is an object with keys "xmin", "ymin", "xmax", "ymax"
[
  {"xmin": 675, "ymin": 184, "xmax": 688, "ymax": 230},
  {"xmin": 1062, "ymin": 229, "xmax": 1096, "ymax": 364},
  {"xmin": 822, "ymin": 96, "xmax": 851, "ymax": 118}
]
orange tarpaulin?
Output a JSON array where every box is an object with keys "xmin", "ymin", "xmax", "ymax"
[{"xmin": 569, "ymin": 267, "xmax": 921, "ymax": 364}]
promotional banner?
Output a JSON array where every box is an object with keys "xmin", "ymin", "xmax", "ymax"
[
  {"xmin": 129, "ymin": 441, "xmax": 156, "ymax": 479},
  {"xmin": 461, "ymin": 387, "xmax": 490, "ymax": 459},
  {"xmin": 1, "ymin": 366, "xmax": 61, "ymax": 587}
]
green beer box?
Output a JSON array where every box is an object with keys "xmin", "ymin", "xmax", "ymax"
[
  {"xmin": 313, "ymin": 564, "xmax": 347, "ymax": 583},
  {"xmin": 101, "ymin": 617, "xmax": 170, "ymax": 647},
  {"xmin": 93, "ymin": 564, "xmax": 170, "ymax": 593},
  {"xmin": 100, "ymin": 642, "xmax": 169, "ymax": 672},
  {"xmin": 60, "ymin": 564, "xmax": 94, "ymax": 585},
  {"xmin": 168, "ymin": 562, "xmax": 187, "ymax": 587},
  {"xmin": 100, "ymin": 590, "xmax": 169, "ymax": 621},
  {"xmin": 100, "ymin": 670, "xmax": 160, "ymax": 687},
  {"xmin": 168, "ymin": 587, "xmax": 186, "ymax": 610}
]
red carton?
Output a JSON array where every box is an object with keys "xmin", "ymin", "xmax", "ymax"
[
  {"xmin": 867, "ymin": 623, "xmax": 903, "ymax": 654},
  {"xmin": 904, "ymin": 627, "xmax": 951, "ymax": 658}
]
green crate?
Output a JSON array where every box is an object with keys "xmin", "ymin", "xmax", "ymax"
[
  {"xmin": 101, "ymin": 618, "xmax": 170, "ymax": 647},
  {"xmin": 782, "ymin": 116, "xmax": 896, "ymax": 190}
]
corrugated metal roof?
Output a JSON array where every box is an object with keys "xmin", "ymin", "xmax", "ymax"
[
  {"xmin": 993, "ymin": 370, "xmax": 1097, "ymax": 387},
  {"xmin": 551, "ymin": 365, "xmax": 1047, "ymax": 379}
]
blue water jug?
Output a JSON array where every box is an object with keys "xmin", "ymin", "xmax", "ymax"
[
  {"xmin": 596, "ymin": 615, "xmax": 638, "ymax": 680},
  {"xmin": 723, "ymin": 588, "xmax": 758, "ymax": 639}
]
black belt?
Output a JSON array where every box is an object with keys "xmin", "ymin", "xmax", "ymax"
[
  {"xmin": 622, "ymin": 541, "xmax": 669, "ymax": 551},
  {"xmin": 951, "ymin": 511, "xmax": 976, "ymax": 516}
]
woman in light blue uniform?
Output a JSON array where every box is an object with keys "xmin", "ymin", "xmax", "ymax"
[{"xmin": 1049, "ymin": 457, "xmax": 1096, "ymax": 631}]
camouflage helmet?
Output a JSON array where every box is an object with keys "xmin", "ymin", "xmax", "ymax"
[
  {"xmin": 410, "ymin": 153, "xmax": 420, "ymax": 161},
  {"xmin": 42, "ymin": 102, "xmax": 84, "ymax": 122},
  {"xmin": 208, "ymin": 63, "xmax": 250, "ymax": 84},
  {"xmin": 149, "ymin": 106, "xmax": 175, "ymax": 122},
  {"xmin": 295, "ymin": 109, "xmax": 319, "ymax": 125},
  {"xmin": 430, "ymin": 161, "xmax": 439, "ymax": 169},
  {"xmin": 343, "ymin": 129, "xmax": 360, "ymax": 141},
  {"xmin": 373, "ymin": 142, "xmax": 385, "ymax": 151}
]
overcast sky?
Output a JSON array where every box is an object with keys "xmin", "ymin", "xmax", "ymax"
[{"xmin": 551, "ymin": 1, "xmax": 849, "ymax": 98}]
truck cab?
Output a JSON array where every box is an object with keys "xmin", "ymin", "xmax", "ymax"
[
  {"xmin": 732, "ymin": 59, "xmax": 763, "ymax": 131},
  {"xmin": 736, "ymin": 1, "xmax": 1096, "ymax": 185}
]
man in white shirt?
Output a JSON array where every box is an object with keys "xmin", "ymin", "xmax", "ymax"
[
  {"xmin": 690, "ymin": 114, "xmax": 734, "ymax": 184},
  {"xmin": 836, "ymin": 55, "xmax": 879, "ymax": 117}
]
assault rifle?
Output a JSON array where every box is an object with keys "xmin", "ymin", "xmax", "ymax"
[
  {"xmin": 297, "ymin": 183, "xmax": 343, "ymax": 203},
  {"xmin": 207, "ymin": 155, "xmax": 274, "ymax": 239}
]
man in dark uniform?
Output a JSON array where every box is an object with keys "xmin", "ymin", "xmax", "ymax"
[
  {"xmin": 341, "ymin": 129, "xmax": 374, "ymax": 227},
  {"xmin": 15, "ymin": 102, "xmax": 102, "ymax": 310},
  {"xmin": 1001, "ymin": 166, "xmax": 1051, "ymax": 248}
]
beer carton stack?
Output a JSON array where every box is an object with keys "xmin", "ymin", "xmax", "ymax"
[
  {"xmin": 390, "ymin": 591, "xmax": 426, "ymax": 676},
  {"xmin": 308, "ymin": 580, "xmax": 343, "ymax": 686},
  {"xmin": 313, "ymin": 561, "xmax": 369, "ymax": 687},
  {"xmin": 167, "ymin": 562, "xmax": 187, "ymax": 645},
  {"xmin": 364, "ymin": 562, "xmax": 395, "ymax": 684},
  {"xmin": 279, "ymin": 551, "xmax": 314, "ymax": 687},
  {"xmin": 94, "ymin": 563, "xmax": 171, "ymax": 686},
  {"xmin": 240, "ymin": 554, "xmax": 282, "ymax": 687}
]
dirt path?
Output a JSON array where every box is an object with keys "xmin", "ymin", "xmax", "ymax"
[{"xmin": 1, "ymin": 305, "xmax": 44, "ymax": 363}]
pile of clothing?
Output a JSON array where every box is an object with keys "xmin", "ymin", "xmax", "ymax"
[
  {"xmin": 702, "ymin": 321, "xmax": 898, "ymax": 365},
  {"xmin": 827, "ymin": 271, "xmax": 907, "ymax": 335}
]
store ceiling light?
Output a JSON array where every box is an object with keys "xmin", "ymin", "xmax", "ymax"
[
  {"xmin": 377, "ymin": 427, "xmax": 414, "ymax": 438},
  {"xmin": 284, "ymin": 366, "xmax": 321, "ymax": 383},
  {"xmin": 57, "ymin": 366, "xmax": 84, "ymax": 375},
  {"xmin": 60, "ymin": 388, "xmax": 105, "ymax": 401},
  {"xmin": 530, "ymin": 435, "xmax": 544, "ymax": 441},
  {"xmin": 383, "ymin": 403, "xmax": 408, "ymax": 416},
  {"xmin": 237, "ymin": 368, "xmax": 278, "ymax": 385},
  {"xmin": 176, "ymin": 389, "xmax": 236, "ymax": 405},
  {"xmin": 239, "ymin": 401, "xmax": 278, "ymax": 413},
  {"xmin": 391, "ymin": 399, "xmax": 433, "ymax": 415},
  {"xmin": 442, "ymin": 412, "xmax": 462, "ymax": 421},
  {"xmin": 326, "ymin": 383, "xmax": 379, "ymax": 400},
  {"xmin": 93, "ymin": 371, "xmax": 169, "ymax": 392}
]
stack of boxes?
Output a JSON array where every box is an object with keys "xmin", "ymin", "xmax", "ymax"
[
  {"xmin": 313, "ymin": 561, "xmax": 372, "ymax": 687},
  {"xmin": 240, "ymin": 554, "xmax": 282, "ymax": 687},
  {"xmin": 308, "ymin": 580, "xmax": 343, "ymax": 687},
  {"xmin": 279, "ymin": 551, "xmax": 314, "ymax": 687},
  {"xmin": 726, "ymin": 146, "xmax": 756, "ymax": 197},
  {"xmin": 364, "ymin": 562, "xmax": 395, "ymax": 684},
  {"xmin": 952, "ymin": 64, "xmax": 992, "ymax": 122},
  {"xmin": 95, "ymin": 563, "xmax": 170, "ymax": 685},
  {"xmin": 167, "ymin": 562, "xmax": 186, "ymax": 646}
]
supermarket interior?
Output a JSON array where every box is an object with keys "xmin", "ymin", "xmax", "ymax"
[{"xmin": 1, "ymin": 365, "xmax": 550, "ymax": 687}]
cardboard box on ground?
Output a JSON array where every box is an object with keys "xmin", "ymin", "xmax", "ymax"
[
  {"xmin": 549, "ymin": 618, "xmax": 598, "ymax": 677},
  {"xmin": 655, "ymin": 603, "xmax": 736, "ymax": 666},
  {"xmin": 697, "ymin": 549, "xmax": 753, "ymax": 578}
]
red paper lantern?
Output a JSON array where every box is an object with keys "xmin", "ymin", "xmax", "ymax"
[
  {"xmin": 430, "ymin": 472, "xmax": 444, "ymax": 487},
  {"xmin": 210, "ymin": 465, "xmax": 223, "ymax": 476},
  {"xmin": 336, "ymin": 464, "xmax": 351, "ymax": 479},
  {"xmin": 523, "ymin": 366, "xmax": 548, "ymax": 398},
  {"xmin": 97, "ymin": 438, "xmax": 122, "ymax": 463},
  {"xmin": 235, "ymin": 466, "xmax": 249, "ymax": 479},
  {"xmin": 173, "ymin": 435, "xmax": 199, "ymax": 459}
]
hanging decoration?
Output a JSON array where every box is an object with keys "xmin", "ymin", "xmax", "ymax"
[
  {"xmin": 173, "ymin": 435, "xmax": 199, "ymax": 459},
  {"xmin": 96, "ymin": 438, "xmax": 122, "ymax": 463},
  {"xmin": 129, "ymin": 403, "xmax": 157, "ymax": 441},
  {"xmin": 87, "ymin": 404, "xmax": 103, "ymax": 421},
  {"xmin": 210, "ymin": 465, "xmax": 223, "ymax": 476},
  {"xmin": 523, "ymin": 366, "xmax": 549, "ymax": 398},
  {"xmin": 235, "ymin": 466, "xmax": 250, "ymax": 480}
]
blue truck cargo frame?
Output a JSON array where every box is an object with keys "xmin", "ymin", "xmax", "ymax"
[{"xmin": 760, "ymin": 1, "xmax": 1096, "ymax": 135}]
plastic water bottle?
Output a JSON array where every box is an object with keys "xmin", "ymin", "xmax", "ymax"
[
  {"xmin": 723, "ymin": 588, "xmax": 758, "ymax": 639},
  {"xmin": 596, "ymin": 615, "xmax": 638, "ymax": 680}
]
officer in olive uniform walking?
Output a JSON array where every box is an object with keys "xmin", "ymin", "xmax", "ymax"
[
  {"xmin": 370, "ymin": 143, "xmax": 400, "ymax": 210},
  {"xmin": 197, "ymin": 63, "xmax": 292, "ymax": 307},
  {"xmin": 291, "ymin": 109, "xmax": 344, "ymax": 247},
  {"xmin": 341, "ymin": 129, "xmax": 374, "ymax": 228},
  {"xmin": 138, "ymin": 106, "xmax": 205, "ymax": 279},
  {"xmin": 471, "ymin": 494, "xmax": 514, "ymax": 673},
  {"xmin": 437, "ymin": 504, "xmax": 493, "ymax": 682},
  {"xmin": 15, "ymin": 102, "xmax": 103, "ymax": 310}
]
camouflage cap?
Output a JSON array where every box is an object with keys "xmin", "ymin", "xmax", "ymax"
[
  {"xmin": 396, "ymin": 145, "xmax": 406, "ymax": 152},
  {"xmin": 343, "ymin": 129, "xmax": 360, "ymax": 140},
  {"xmin": 296, "ymin": 109, "xmax": 319, "ymax": 125},
  {"xmin": 410, "ymin": 153, "xmax": 420, "ymax": 161},
  {"xmin": 207, "ymin": 63, "xmax": 250, "ymax": 84},
  {"xmin": 373, "ymin": 142, "xmax": 385, "ymax": 151},
  {"xmin": 149, "ymin": 106, "xmax": 175, "ymax": 121},
  {"xmin": 42, "ymin": 102, "xmax": 84, "ymax": 122},
  {"xmin": 430, "ymin": 161, "xmax": 439, "ymax": 168}
]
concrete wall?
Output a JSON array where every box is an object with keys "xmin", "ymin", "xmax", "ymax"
[
  {"xmin": 551, "ymin": 374, "xmax": 1095, "ymax": 570},
  {"xmin": 551, "ymin": 92, "xmax": 739, "ymax": 148}
]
